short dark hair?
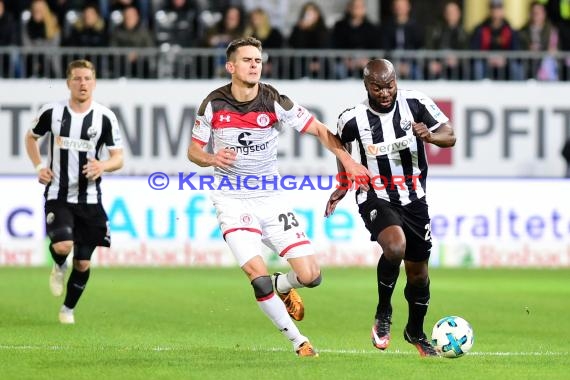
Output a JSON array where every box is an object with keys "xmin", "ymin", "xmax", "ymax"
[
  {"xmin": 66, "ymin": 59, "xmax": 96, "ymax": 79},
  {"xmin": 226, "ymin": 37, "xmax": 262, "ymax": 61}
]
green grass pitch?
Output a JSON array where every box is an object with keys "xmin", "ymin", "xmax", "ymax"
[{"xmin": 0, "ymin": 267, "xmax": 568, "ymax": 379}]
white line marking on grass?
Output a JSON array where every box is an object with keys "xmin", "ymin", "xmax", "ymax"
[
  {"xmin": 1, "ymin": 345, "xmax": 568, "ymax": 357},
  {"xmin": 254, "ymin": 347, "xmax": 569, "ymax": 357},
  {"xmin": 0, "ymin": 345, "xmax": 67, "ymax": 351}
]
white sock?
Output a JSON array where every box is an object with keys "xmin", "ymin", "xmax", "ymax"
[
  {"xmin": 257, "ymin": 293, "xmax": 306, "ymax": 348},
  {"xmin": 275, "ymin": 271, "xmax": 303, "ymax": 293},
  {"xmin": 60, "ymin": 305, "xmax": 73, "ymax": 313}
]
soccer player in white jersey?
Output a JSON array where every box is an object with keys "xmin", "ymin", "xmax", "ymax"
[
  {"xmin": 24, "ymin": 60, "xmax": 124, "ymax": 324},
  {"xmin": 188, "ymin": 37, "xmax": 370, "ymax": 357},
  {"xmin": 325, "ymin": 59, "xmax": 456, "ymax": 357}
]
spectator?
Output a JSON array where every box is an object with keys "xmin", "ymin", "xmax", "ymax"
[
  {"xmin": 245, "ymin": 8, "xmax": 283, "ymax": 48},
  {"xmin": 519, "ymin": 1, "xmax": 559, "ymax": 80},
  {"xmin": 331, "ymin": 0, "xmax": 380, "ymax": 78},
  {"xmin": 381, "ymin": 0, "xmax": 424, "ymax": 79},
  {"xmin": 244, "ymin": 7, "xmax": 283, "ymax": 77},
  {"xmin": 426, "ymin": 1, "xmax": 469, "ymax": 79},
  {"xmin": 46, "ymin": 0, "xmax": 86, "ymax": 29},
  {"xmin": 110, "ymin": 0, "xmax": 150, "ymax": 26},
  {"xmin": 470, "ymin": 0, "xmax": 523, "ymax": 80},
  {"xmin": 64, "ymin": 4, "xmax": 107, "ymax": 47},
  {"xmin": 288, "ymin": 1, "xmax": 331, "ymax": 79},
  {"xmin": 156, "ymin": 0, "xmax": 202, "ymax": 47},
  {"xmin": 62, "ymin": 4, "xmax": 108, "ymax": 77},
  {"xmin": 202, "ymin": 5, "xmax": 246, "ymax": 77},
  {"xmin": 22, "ymin": 0, "xmax": 61, "ymax": 77},
  {"xmin": 541, "ymin": 0, "xmax": 570, "ymax": 79},
  {"xmin": 203, "ymin": 5, "xmax": 246, "ymax": 48},
  {"xmin": 0, "ymin": 0, "xmax": 19, "ymax": 77},
  {"xmin": 109, "ymin": 5, "xmax": 155, "ymax": 78},
  {"xmin": 242, "ymin": 0, "xmax": 289, "ymax": 34}
]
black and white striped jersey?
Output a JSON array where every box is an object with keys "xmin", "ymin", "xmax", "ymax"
[
  {"xmin": 337, "ymin": 89, "xmax": 449, "ymax": 206},
  {"xmin": 31, "ymin": 99, "xmax": 123, "ymax": 204}
]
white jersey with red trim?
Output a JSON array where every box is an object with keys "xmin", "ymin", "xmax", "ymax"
[{"xmin": 192, "ymin": 83, "xmax": 314, "ymax": 198}]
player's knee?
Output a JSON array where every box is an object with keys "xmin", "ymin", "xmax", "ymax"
[
  {"xmin": 251, "ymin": 275, "xmax": 274, "ymax": 299},
  {"xmin": 383, "ymin": 242, "xmax": 406, "ymax": 261},
  {"xmin": 405, "ymin": 261, "xmax": 429, "ymax": 285},
  {"xmin": 52, "ymin": 241, "xmax": 73, "ymax": 255},
  {"xmin": 304, "ymin": 273, "xmax": 322, "ymax": 288},
  {"xmin": 73, "ymin": 260, "xmax": 91, "ymax": 272}
]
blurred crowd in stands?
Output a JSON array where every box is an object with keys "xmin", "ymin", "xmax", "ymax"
[{"xmin": 1, "ymin": 0, "xmax": 570, "ymax": 80}]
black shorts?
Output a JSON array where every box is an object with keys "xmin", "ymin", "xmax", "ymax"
[
  {"xmin": 45, "ymin": 200, "xmax": 111, "ymax": 247},
  {"xmin": 358, "ymin": 196, "xmax": 432, "ymax": 262}
]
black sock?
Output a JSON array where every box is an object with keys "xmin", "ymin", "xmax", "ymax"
[
  {"xmin": 404, "ymin": 280, "xmax": 430, "ymax": 338},
  {"xmin": 49, "ymin": 244, "xmax": 67, "ymax": 267},
  {"xmin": 375, "ymin": 254, "xmax": 401, "ymax": 318},
  {"xmin": 64, "ymin": 268, "xmax": 90, "ymax": 309}
]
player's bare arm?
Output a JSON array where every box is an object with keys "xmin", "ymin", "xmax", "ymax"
[
  {"xmin": 24, "ymin": 130, "xmax": 54, "ymax": 185},
  {"xmin": 82, "ymin": 149, "xmax": 124, "ymax": 180},
  {"xmin": 187, "ymin": 140, "xmax": 237, "ymax": 169},
  {"xmin": 325, "ymin": 142, "xmax": 352, "ymax": 217},
  {"xmin": 303, "ymin": 119, "xmax": 371, "ymax": 189},
  {"xmin": 412, "ymin": 122, "xmax": 456, "ymax": 148}
]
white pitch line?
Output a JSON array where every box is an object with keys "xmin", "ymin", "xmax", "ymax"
[
  {"xmin": 256, "ymin": 347, "xmax": 569, "ymax": 356},
  {"xmin": 0, "ymin": 345, "xmax": 567, "ymax": 357}
]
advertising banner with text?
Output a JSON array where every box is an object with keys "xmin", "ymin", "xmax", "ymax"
[
  {"xmin": 1, "ymin": 176, "xmax": 568, "ymax": 268},
  {"xmin": 1, "ymin": 80, "xmax": 569, "ymax": 177}
]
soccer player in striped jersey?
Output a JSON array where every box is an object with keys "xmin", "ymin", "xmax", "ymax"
[
  {"xmin": 24, "ymin": 59, "xmax": 124, "ymax": 324},
  {"xmin": 325, "ymin": 59, "xmax": 456, "ymax": 357},
  {"xmin": 188, "ymin": 37, "xmax": 370, "ymax": 357}
]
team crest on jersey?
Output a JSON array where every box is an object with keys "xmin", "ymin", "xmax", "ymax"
[
  {"xmin": 87, "ymin": 126, "xmax": 97, "ymax": 138},
  {"xmin": 256, "ymin": 113, "xmax": 270, "ymax": 127},
  {"xmin": 46, "ymin": 212, "xmax": 55, "ymax": 224},
  {"xmin": 240, "ymin": 214, "xmax": 253, "ymax": 225},
  {"xmin": 369, "ymin": 209, "xmax": 377, "ymax": 222},
  {"xmin": 400, "ymin": 120, "xmax": 412, "ymax": 131}
]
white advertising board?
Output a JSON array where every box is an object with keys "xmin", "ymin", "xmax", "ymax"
[
  {"xmin": 1, "ymin": 176, "xmax": 569, "ymax": 267},
  {"xmin": 1, "ymin": 80, "xmax": 569, "ymax": 177}
]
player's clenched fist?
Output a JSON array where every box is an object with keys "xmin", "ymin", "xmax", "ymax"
[
  {"xmin": 38, "ymin": 167, "xmax": 53, "ymax": 185},
  {"xmin": 412, "ymin": 122, "xmax": 432, "ymax": 143}
]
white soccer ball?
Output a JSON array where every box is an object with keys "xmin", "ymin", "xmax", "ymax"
[{"xmin": 431, "ymin": 316, "xmax": 474, "ymax": 358}]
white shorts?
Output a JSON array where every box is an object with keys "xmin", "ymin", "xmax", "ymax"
[{"xmin": 211, "ymin": 192, "xmax": 314, "ymax": 265}]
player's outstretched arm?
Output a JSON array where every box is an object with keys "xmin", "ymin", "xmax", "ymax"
[
  {"xmin": 303, "ymin": 119, "xmax": 371, "ymax": 188},
  {"xmin": 187, "ymin": 140, "xmax": 236, "ymax": 169}
]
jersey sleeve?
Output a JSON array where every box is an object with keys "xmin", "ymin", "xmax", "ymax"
[
  {"xmin": 273, "ymin": 94, "xmax": 314, "ymax": 133},
  {"xmin": 101, "ymin": 111, "xmax": 123, "ymax": 149},
  {"xmin": 30, "ymin": 104, "xmax": 53, "ymax": 137},
  {"xmin": 192, "ymin": 101, "xmax": 213, "ymax": 146},
  {"xmin": 413, "ymin": 92, "xmax": 449, "ymax": 131},
  {"xmin": 337, "ymin": 107, "xmax": 358, "ymax": 143}
]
